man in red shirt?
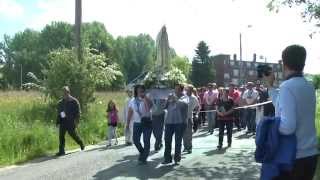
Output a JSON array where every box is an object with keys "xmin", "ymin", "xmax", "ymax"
[{"xmin": 228, "ymin": 83, "xmax": 241, "ymax": 131}]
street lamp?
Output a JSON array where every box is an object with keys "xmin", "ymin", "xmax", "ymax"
[{"xmin": 239, "ymin": 24, "xmax": 252, "ymax": 85}]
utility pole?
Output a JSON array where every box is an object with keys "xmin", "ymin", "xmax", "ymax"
[
  {"xmin": 239, "ymin": 33, "xmax": 243, "ymax": 85},
  {"xmin": 75, "ymin": 0, "xmax": 82, "ymax": 63}
]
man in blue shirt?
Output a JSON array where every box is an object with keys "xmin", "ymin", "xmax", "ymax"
[{"xmin": 264, "ymin": 45, "xmax": 318, "ymax": 180}]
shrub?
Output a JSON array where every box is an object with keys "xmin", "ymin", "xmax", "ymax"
[{"xmin": 43, "ymin": 48, "xmax": 123, "ymax": 111}]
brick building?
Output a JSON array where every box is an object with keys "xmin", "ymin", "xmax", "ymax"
[{"xmin": 212, "ymin": 54, "xmax": 283, "ymax": 87}]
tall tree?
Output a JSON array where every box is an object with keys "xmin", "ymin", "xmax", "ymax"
[
  {"xmin": 171, "ymin": 56, "xmax": 191, "ymax": 79},
  {"xmin": 190, "ymin": 41, "xmax": 215, "ymax": 87},
  {"xmin": 0, "ymin": 30, "xmax": 41, "ymax": 87},
  {"xmin": 113, "ymin": 34, "xmax": 155, "ymax": 82},
  {"xmin": 195, "ymin": 41, "xmax": 211, "ymax": 64},
  {"xmin": 82, "ymin": 21, "xmax": 114, "ymax": 56}
]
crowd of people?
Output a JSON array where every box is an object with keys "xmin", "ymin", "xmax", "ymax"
[
  {"xmin": 54, "ymin": 45, "xmax": 318, "ymax": 180},
  {"xmin": 118, "ymin": 79, "xmax": 274, "ymax": 165}
]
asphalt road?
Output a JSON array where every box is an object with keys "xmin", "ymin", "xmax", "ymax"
[{"xmin": 0, "ymin": 128, "xmax": 260, "ymax": 180}]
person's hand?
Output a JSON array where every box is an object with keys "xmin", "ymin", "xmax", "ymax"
[{"xmin": 263, "ymin": 72, "xmax": 275, "ymax": 88}]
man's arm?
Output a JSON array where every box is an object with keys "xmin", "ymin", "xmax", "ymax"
[
  {"xmin": 126, "ymin": 107, "xmax": 133, "ymax": 127},
  {"xmin": 56, "ymin": 102, "xmax": 61, "ymax": 126},
  {"xmin": 74, "ymin": 99, "xmax": 81, "ymax": 125},
  {"xmin": 278, "ymin": 87, "xmax": 297, "ymax": 135}
]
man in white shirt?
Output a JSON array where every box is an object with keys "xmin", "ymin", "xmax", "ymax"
[
  {"xmin": 203, "ymin": 83, "xmax": 219, "ymax": 134},
  {"xmin": 264, "ymin": 45, "xmax": 318, "ymax": 180},
  {"xmin": 242, "ymin": 82, "xmax": 259, "ymax": 134},
  {"xmin": 183, "ymin": 85, "xmax": 200, "ymax": 154}
]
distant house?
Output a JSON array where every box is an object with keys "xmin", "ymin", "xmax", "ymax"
[{"xmin": 212, "ymin": 54, "xmax": 283, "ymax": 87}]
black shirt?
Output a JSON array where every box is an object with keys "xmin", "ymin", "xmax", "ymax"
[{"xmin": 217, "ymin": 98, "xmax": 234, "ymax": 120}]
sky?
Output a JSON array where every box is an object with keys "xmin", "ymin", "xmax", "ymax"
[{"xmin": 0, "ymin": 0, "xmax": 319, "ymax": 74}]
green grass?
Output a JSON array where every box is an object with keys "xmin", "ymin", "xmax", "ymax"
[{"xmin": 0, "ymin": 91, "xmax": 126, "ymax": 167}]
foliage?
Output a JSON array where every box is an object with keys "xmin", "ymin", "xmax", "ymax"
[
  {"xmin": 171, "ymin": 56, "xmax": 191, "ymax": 79},
  {"xmin": 190, "ymin": 41, "xmax": 215, "ymax": 87},
  {"xmin": 113, "ymin": 34, "xmax": 155, "ymax": 82},
  {"xmin": 313, "ymin": 74, "xmax": 320, "ymax": 89},
  {"xmin": 0, "ymin": 91, "xmax": 125, "ymax": 166},
  {"xmin": 43, "ymin": 48, "xmax": 122, "ymax": 110},
  {"xmin": 0, "ymin": 21, "xmax": 161, "ymax": 90},
  {"xmin": 267, "ymin": 0, "xmax": 320, "ymax": 26}
]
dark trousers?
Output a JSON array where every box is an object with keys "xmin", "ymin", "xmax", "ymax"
[
  {"xmin": 240, "ymin": 109, "xmax": 247, "ymax": 128},
  {"xmin": 164, "ymin": 123, "xmax": 186, "ymax": 162},
  {"xmin": 273, "ymin": 155, "xmax": 318, "ymax": 180},
  {"xmin": 133, "ymin": 122, "xmax": 152, "ymax": 162},
  {"xmin": 234, "ymin": 109, "xmax": 241, "ymax": 130},
  {"xmin": 218, "ymin": 120, "xmax": 233, "ymax": 146},
  {"xmin": 246, "ymin": 109, "xmax": 256, "ymax": 132},
  {"xmin": 200, "ymin": 106, "xmax": 206, "ymax": 125},
  {"xmin": 59, "ymin": 124, "xmax": 84, "ymax": 153},
  {"xmin": 152, "ymin": 114, "xmax": 165, "ymax": 150}
]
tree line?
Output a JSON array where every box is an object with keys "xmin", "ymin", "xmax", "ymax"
[{"xmin": 0, "ymin": 21, "xmax": 219, "ymax": 91}]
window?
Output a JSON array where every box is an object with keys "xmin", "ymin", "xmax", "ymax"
[
  {"xmin": 249, "ymin": 70, "xmax": 254, "ymax": 76},
  {"xmin": 230, "ymin": 61, "xmax": 235, "ymax": 66},
  {"xmin": 224, "ymin": 73, "xmax": 230, "ymax": 79},
  {"xmin": 233, "ymin": 69, "xmax": 239, "ymax": 76}
]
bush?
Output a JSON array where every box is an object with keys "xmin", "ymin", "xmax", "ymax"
[
  {"xmin": 43, "ymin": 48, "xmax": 123, "ymax": 111},
  {"xmin": 313, "ymin": 75, "xmax": 320, "ymax": 90}
]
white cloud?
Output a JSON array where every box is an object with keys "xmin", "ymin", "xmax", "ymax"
[{"xmin": 0, "ymin": 0, "xmax": 24, "ymax": 18}]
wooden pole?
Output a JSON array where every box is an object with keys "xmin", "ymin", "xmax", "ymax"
[{"xmin": 75, "ymin": 0, "xmax": 82, "ymax": 63}]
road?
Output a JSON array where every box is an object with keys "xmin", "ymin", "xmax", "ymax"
[{"xmin": 0, "ymin": 128, "xmax": 260, "ymax": 180}]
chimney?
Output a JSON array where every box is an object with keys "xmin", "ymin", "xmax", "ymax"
[
  {"xmin": 233, "ymin": 54, "xmax": 237, "ymax": 61},
  {"xmin": 253, "ymin": 53, "xmax": 257, "ymax": 62}
]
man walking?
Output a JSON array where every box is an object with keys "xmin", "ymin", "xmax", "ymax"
[
  {"xmin": 242, "ymin": 82, "xmax": 259, "ymax": 135},
  {"xmin": 147, "ymin": 88, "xmax": 168, "ymax": 152},
  {"xmin": 162, "ymin": 84, "xmax": 188, "ymax": 165},
  {"xmin": 183, "ymin": 85, "xmax": 200, "ymax": 154},
  {"xmin": 203, "ymin": 83, "xmax": 219, "ymax": 134},
  {"xmin": 56, "ymin": 86, "xmax": 85, "ymax": 156}
]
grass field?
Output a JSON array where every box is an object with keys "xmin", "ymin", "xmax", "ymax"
[{"xmin": 0, "ymin": 91, "xmax": 126, "ymax": 167}]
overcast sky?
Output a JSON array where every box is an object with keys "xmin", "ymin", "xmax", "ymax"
[{"xmin": 0, "ymin": 0, "xmax": 319, "ymax": 74}]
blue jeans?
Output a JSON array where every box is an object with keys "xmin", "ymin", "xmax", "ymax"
[
  {"xmin": 152, "ymin": 113, "xmax": 165, "ymax": 150},
  {"xmin": 207, "ymin": 111, "xmax": 216, "ymax": 132},
  {"xmin": 164, "ymin": 123, "xmax": 186, "ymax": 162},
  {"xmin": 133, "ymin": 122, "xmax": 152, "ymax": 162},
  {"xmin": 246, "ymin": 109, "xmax": 256, "ymax": 132}
]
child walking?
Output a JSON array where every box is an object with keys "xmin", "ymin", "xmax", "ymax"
[{"xmin": 106, "ymin": 100, "xmax": 119, "ymax": 147}]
